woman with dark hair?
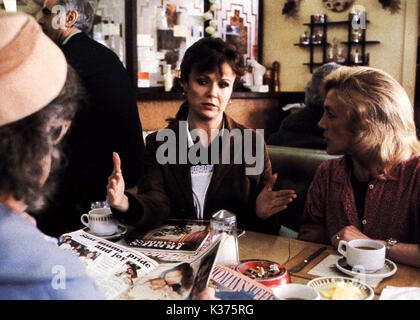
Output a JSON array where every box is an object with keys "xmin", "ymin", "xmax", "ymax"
[
  {"xmin": 299, "ymin": 66, "xmax": 420, "ymax": 267},
  {"xmin": 161, "ymin": 263, "xmax": 194, "ymax": 294},
  {"xmin": 0, "ymin": 11, "xmax": 103, "ymax": 299},
  {"xmin": 107, "ymin": 37, "xmax": 296, "ymax": 233}
]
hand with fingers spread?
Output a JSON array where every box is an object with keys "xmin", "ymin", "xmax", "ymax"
[
  {"xmin": 256, "ymin": 173, "xmax": 297, "ymax": 220},
  {"xmin": 107, "ymin": 152, "xmax": 129, "ymax": 212}
]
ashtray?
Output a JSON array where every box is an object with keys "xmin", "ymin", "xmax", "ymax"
[{"xmin": 235, "ymin": 259, "xmax": 290, "ymax": 288}]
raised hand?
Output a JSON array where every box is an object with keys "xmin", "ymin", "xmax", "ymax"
[
  {"xmin": 256, "ymin": 173, "xmax": 297, "ymax": 220},
  {"xmin": 107, "ymin": 152, "xmax": 129, "ymax": 212}
]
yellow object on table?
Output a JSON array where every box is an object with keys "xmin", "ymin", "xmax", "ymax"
[{"xmin": 319, "ymin": 281, "xmax": 362, "ymax": 300}]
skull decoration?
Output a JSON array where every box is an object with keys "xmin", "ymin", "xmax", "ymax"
[{"xmin": 322, "ymin": 0, "xmax": 354, "ymax": 12}]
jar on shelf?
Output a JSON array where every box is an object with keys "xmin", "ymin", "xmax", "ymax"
[
  {"xmin": 313, "ymin": 13, "xmax": 325, "ymax": 23},
  {"xmin": 336, "ymin": 45, "xmax": 346, "ymax": 64},
  {"xmin": 315, "ymin": 32, "xmax": 324, "ymax": 43},
  {"xmin": 351, "ymin": 29, "xmax": 362, "ymax": 43},
  {"xmin": 300, "ymin": 31, "xmax": 310, "ymax": 44}
]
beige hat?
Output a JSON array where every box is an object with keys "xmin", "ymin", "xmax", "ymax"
[{"xmin": 0, "ymin": 11, "xmax": 67, "ymax": 126}]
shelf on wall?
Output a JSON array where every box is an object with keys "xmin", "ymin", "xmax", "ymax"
[
  {"xmin": 294, "ymin": 43, "xmax": 330, "ymax": 47},
  {"xmin": 341, "ymin": 41, "xmax": 380, "ymax": 45},
  {"xmin": 296, "ymin": 14, "xmax": 379, "ymax": 73},
  {"xmin": 304, "ymin": 20, "xmax": 371, "ymax": 26}
]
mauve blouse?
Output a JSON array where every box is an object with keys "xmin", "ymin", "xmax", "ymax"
[{"xmin": 298, "ymin": 155, "xmax": 420, "ymax": 246}]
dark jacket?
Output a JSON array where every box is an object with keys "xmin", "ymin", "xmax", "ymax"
[
  {"xmin": 113, "ymin": 113, "xmax": 280, "ymax": 234},
  {"xmin": 267, "ymin": 107, "xmax": 326, "ymax": 149},
  {"xmin": 37, "ymin": 32, "xmax": 145, "ymax": 236}
]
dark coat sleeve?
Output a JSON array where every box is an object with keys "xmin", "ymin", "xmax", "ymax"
[{"xmin": 111, "ymin": 132, "xmax": 172, "ymax": 230}]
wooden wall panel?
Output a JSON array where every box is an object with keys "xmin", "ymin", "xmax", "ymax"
[{"xmin": 137, "ymin": 98, "xmax": 283, "ymax": 139}]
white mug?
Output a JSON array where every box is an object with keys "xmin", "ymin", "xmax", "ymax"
[
  {"xmin": 338, "ymin": 239, "xmax": 385, "ymax": 273},
  {"xmin": 81, "ymin": 207, "xmax": 118, "ymax": 236}
]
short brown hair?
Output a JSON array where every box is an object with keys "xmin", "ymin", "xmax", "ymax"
[{"xmin": 322, "ymin": 66, "xmax": 420, "ymax": 178}]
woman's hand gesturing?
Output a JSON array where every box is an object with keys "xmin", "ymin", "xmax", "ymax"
[
  {"xmin": 256, "ymin": 173, "xmax": 296, "ymax": 220},
  {"xmin": 107, "ymin": 152, "xmax": 129, "ymax": 212}
]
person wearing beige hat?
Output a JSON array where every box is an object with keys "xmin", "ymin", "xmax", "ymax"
[
  {"xmin": 0, "ymin": 11, "xmax": 103, "ymax": 299},
  {"xmin": 36, "ymin": 0, "xmax": 145, "ymax": 237}
]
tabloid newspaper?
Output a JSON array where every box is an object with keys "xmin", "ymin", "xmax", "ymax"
[
  {"xmin": 58, "ymin": 229, "xmax": 271, "ymax": 300},
  {"xmin": 58, "ymin": 229, "xmax": 221, "ymax": 300},
  {"xmin": 125, "ymin": 219, "xmax": 210, "ymax": 254},
  {"xmin": 209, "ymin": 265, "xmax": 274, "ymax": 300}
]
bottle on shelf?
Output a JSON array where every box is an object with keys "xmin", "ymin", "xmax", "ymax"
[
  {"xmin": 272, "ymin": 61, "xmax": 280, "ymax": 93},
  {"xmin": 351, "ymin": 28, "xmax": 362, "ymax": 43},
  {"xmin": 163, "ymin": 64, "xmax": 173, "ymax": 92},
  {"xmin": 351, "ymin": 49, "xmax": 361, "ymax": 64}
]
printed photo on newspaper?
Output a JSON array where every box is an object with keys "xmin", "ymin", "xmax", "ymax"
[{"xmin": 58, "ymin": 229, "xmax": 223, "ymax": 300}]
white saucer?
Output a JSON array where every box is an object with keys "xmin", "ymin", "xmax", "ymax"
[
  {"xmin": 83, "ymin": 225, "xmax": 127, "ymax": 240},
  {"xmin": 335, "ymin": 257, "xmax": 397, "ymax": 279}
]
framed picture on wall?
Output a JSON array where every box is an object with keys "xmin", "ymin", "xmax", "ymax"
[
  {"xmin": 136, "ymin": 0, "xmax": 205, "ymax": 87},
  {"xmin": 127, "ymin": 0, "xmax": 263, "ymax": 89},
  {"xmin": 213, "ymin": 0, "xmax": 261, "ymax": 64}
]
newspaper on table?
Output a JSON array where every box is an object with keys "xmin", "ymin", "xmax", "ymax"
[
  {"xmin": 125, "ymin": 219, "xmax": 210, "ymax": 254},
  {"xmin": 58, "ymin": 229, "xmax": 223, "ymax": 300},
  {"xmin": 209, "ymin": 265, "xmax": 274, "ymax": 300}
]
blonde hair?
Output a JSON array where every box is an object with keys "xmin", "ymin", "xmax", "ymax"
[{"xmin": 322, "ymin": 66, "xmax": 420, "ymax": 178}]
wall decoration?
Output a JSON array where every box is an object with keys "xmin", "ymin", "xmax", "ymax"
[
  {"xmin": 282, "ymin": 0, "xmax": 301, "ymax": 17},
  {"xmin": 378, "ymin": 0, "xmax": 401, "ymax": 14},
  {"xmin": 132, "ymin": 0, "xmax": 261, "ymax": 89},
  {"xmin": 213, "ymin": 0, "xmax": 260, "ymax": 63},
  {"xmin": 136, "ymin": 0, "xmax": 204, "ymax": 86},
  {"xmin": 322, "ymin": 0, "xmax": 354, "ymax": 12},
  {"xmin": 204, "ymin": 0, "xmax": 219, "ymax": 37}
]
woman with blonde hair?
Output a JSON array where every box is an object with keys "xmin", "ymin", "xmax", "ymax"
[{"xmin": 299, "ymin": 66, "xmax": 420, "ymax": 267}]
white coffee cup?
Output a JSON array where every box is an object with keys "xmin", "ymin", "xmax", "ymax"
[
  {"xmin": 338, "ymin": 239, "xmax": 385, "ymax": 273},
  {"xmin": 273, "ymin": 284, "xmax": 320, "ymax": 300},
  {"xmin": 81, "ymin": 207, "xmax": 118, "ymax": 236}
]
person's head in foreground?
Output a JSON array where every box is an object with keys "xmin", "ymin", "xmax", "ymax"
[
  {"xmin": 0, "ymin": 11, "xmax": 80, "ymax": 214},
  {"xmin": 319, "ymin": 66, "xmax": 420, "ymax": 179}
]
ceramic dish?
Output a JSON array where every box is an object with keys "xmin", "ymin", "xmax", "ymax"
[
  {"xmin": 83, "ymin": 224, "xmax": 127, "ymax": 240},
  {"xmin": 335, "ymin": 257, "xmax": 397, "ymax": 279},
  {"xmin": 307, "ymin": 276, "xmax": 374, "ymax": 300},
  {"xmin": 236, "ymin": 259, "xmax": 290, "ymax": 288}
]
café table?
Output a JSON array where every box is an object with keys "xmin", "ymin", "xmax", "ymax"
[{"xmin": 238, "ymin": 230, "xmax": 420, "ymax": 299}]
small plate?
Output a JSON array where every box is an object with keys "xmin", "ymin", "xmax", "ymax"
[
  {"xmin": 307, "ymin": 276, "xmax": 374, "ymax": 300},
  {"xmin": 83, "ymin": 225, "xmax": 127, "ymax": 240},
  {"xmin": 335, "ymin": 257, "xmax": 397, "ymax": 279}
]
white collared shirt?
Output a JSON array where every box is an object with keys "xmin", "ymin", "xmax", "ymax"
[
  {"xmin": 186, "ymin": 119, "xmax": 225, "ymax": 220},
  {"xmin": 61, "ymin": 31, "xmax": 82, "ymax": 46}
]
